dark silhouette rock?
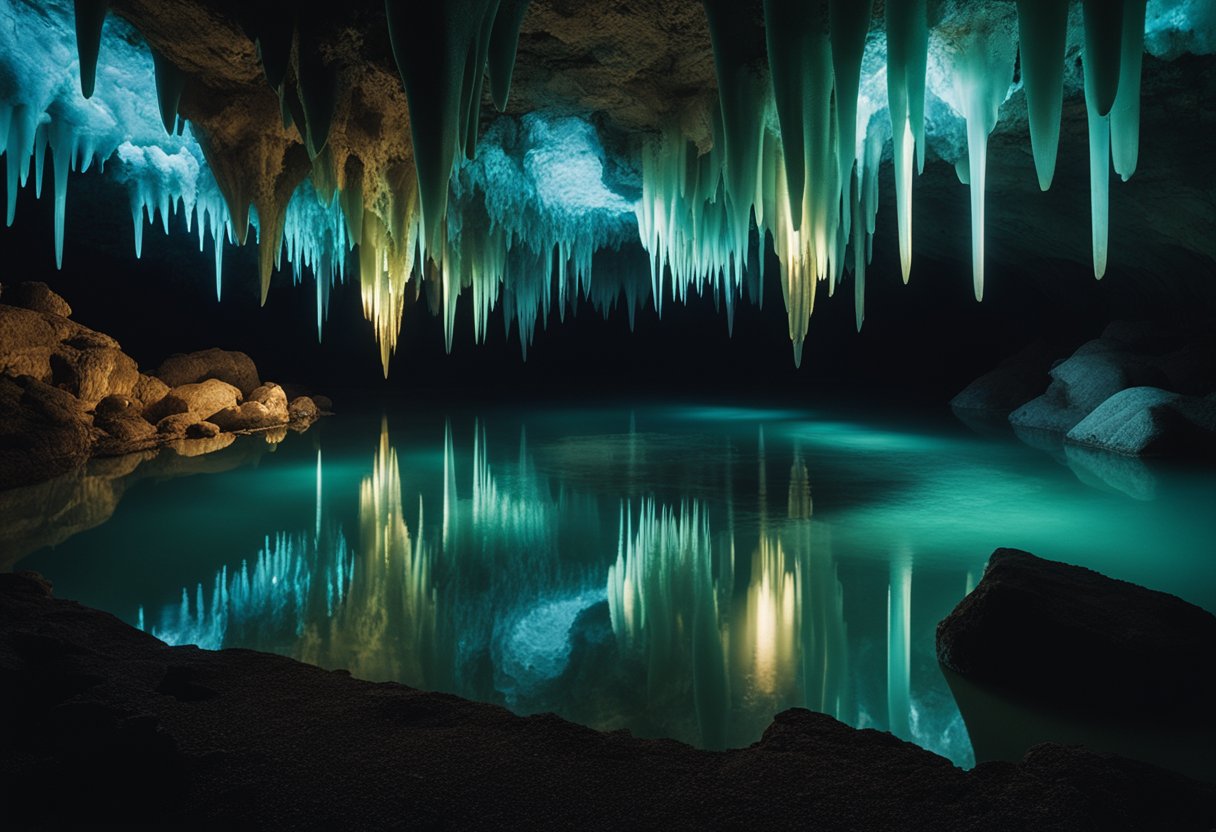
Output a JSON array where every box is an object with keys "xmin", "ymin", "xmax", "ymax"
[
  {"xmin": 937, "ymin": 549, "xmax": 1216, "ymax": 713},
  {"xmin": 0, "ymin": 571, "xmax": 1212, "ymax": 830}
]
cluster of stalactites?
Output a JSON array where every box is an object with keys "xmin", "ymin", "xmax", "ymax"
[{"xmin": 684, "ymin": 0, "xmax": 1150, "ymax": 361}]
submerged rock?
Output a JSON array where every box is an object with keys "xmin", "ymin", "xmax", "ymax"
[
  {"xmin": 937, "ymin": 548, "xmax": 1216, "ymax": 713},
  {"xmin": 155, "ymin": 348, "xmax": 261, "ymax": 397},
  {"xmin": 0, "ymin": 571, "xmax": 1212, "ymax": 830}
]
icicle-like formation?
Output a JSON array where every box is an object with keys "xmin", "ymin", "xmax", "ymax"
[
  {"xmin": 935, "ymin": 6, "xmax": 1018, "ymax": 301},
  {"xmin": 2, "ymin": 0, "xmax": 1187, "ymax": 376},
  {"xmin": 1016, "ymin": 0, "xmax": 1069, "ymax": 191},
  {"xmin": 1112, "ymin": 0, "xmax": 1148, "ymax": 180},
  {"xmin": 886, "ymin": 0, "xmax": 928, "ymax": 282}
]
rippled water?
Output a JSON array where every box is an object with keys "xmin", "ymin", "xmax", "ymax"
[{"xmin": 11, "ymin": 405, "xmax": 1216, "ymax": 769}]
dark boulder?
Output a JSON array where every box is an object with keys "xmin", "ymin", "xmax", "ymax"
[
  {"xmin": 937, "ymin": 549, "xmax": 1216, "ymax": 713},
  {"xmin": 1, "ymin": 281, "xmax": 72, "ymax": 317}
]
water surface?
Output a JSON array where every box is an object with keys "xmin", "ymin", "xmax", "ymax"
[{"xmin": 12, "ymin": 404, "xmax": 1216, "ymax": 770}]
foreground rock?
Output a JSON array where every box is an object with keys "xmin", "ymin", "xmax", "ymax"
[
  {"xmin": 937, "ymin": 549, "xmax": 1216, "ymax": 713},
  {"xmin": 0, "ymin": 284, "xmax": 327, "ymax": 490},
  {"xmin": 0, "ymin": 573, "xmax": 1211, "ymax": 831}
]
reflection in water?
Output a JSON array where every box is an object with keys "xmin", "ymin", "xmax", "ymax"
[{"xmin": 81, "ymin": 406, "xmax": 1210, "ymax": 772}]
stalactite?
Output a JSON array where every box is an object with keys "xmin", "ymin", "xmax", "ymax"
[
  {"xmin": 1015, "ymin": 0, "xmax": 1069, "ymax": 191},
  {"xmin": 1111, "ymin": 0, "xmax": 1147, "ymax": 181}
]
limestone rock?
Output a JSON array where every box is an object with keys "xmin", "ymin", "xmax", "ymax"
[
  {"xmin": 936, "ymin": 548, "xmax": 1216, "ymax": 713},
  {"xmin": 50, "ymin": 345, "xmax": 140, "ymax": 408},
  {"xmin": 132, "ymin": 374, "xmax": 170, "ymax": 408},
  {"xmin": 249, "ymin": 383, "xmax": 288, "ymax": 422},
  {"xmin": 1009, "ymin": 344, "xmax": 1170, "ymax": 434},
  {"xmin": 144, "ymin": 379, "xmax": 241, "ymax": 423},
  {"xmin": 95, "ymin": 394, "xmax": 138, "ymax": 418},
  {"xmin": 210, "ymin": 400, "xmax": 284, "ymax": 432},
  {"xmin": 94, "ymin": 409, "xmax": 159, "ymax": 456},
  {"xmin": 156, "ymin": 348, "xmax": 260, "ymax": 396},
  {"xmin": 186, "ymin": 420, "xmax": 220, "ymax": 439},
  {"xmin": 0, "ymin": 374, "xmax": 94, "ymax": 490},
  {"xmin": 1065, "ymin": 386, "xmax": 1216, "ymax": 457},
  {"xmin": 1, "ymin": 281, "xmax": 72, "ymax": 317},
  {"xmin": 156, "ymin": 412, "xmax": 203, "ymax": 438},
  {"xmin": 950, "ymin": 340, "xmax": 1062, "ymax": 414},
  {"xmin": 288, "ymin": 395, "xmax": 319, "ymax": 423}
]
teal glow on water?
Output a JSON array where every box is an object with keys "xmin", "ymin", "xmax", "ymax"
[{"xmin": 11, "ymin": 406, "xmax": 1216, "ymax": 768}]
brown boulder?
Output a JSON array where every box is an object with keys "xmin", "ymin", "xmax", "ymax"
[
  {"xmin": 249, "ymin": 383, "xmax": 288, "ymax": 421},
  {"xmin": 50, "ymin": 345, "xmax": 140, "ymax": 408},
  {"xmin": 132, "ymin": 373, "xmax": 170, "ymax": 408},
  {"xmin": 156, "ymin": 348, "xmax": 260, "ymax": 396},
  {"xmin": 2, "ymin": 282, "xmax": 72, "ymax": 317},
  {"xmin": 156, "ymin": 412, "xmax": 203, "ymax": 438},
  {"xmin": 186, "ymin": 420, "xmax": 220, "ymax": 439},
  {"xmin": 288, "ymin": 395, "xmax": 319, "ymax": 422},
  {"xmin": 94, "ymin": 410, "xmax": 158, "ymax": 454},
  {"xmin": 144, "ymin": 379, "xmax": 241, "ymax": 423},
  {"xmin": 210, "ymin": 400, "xmax": 286, "ymax": 432},
  {"xmin": 0, "ymin": 375, "xmax": 95, "ymax": 490},
  {"xmin": 94, "ymin": 394, "xmax": 138, "ymax": 418}
]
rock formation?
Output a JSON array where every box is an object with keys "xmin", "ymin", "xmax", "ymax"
[
  {"xmin": 0, "ymin": 282, "xmax": 326, "ymax": 490},
  {"xmin": 2, "ymin": 570, "xmax": 1213, "ymax": 830}
]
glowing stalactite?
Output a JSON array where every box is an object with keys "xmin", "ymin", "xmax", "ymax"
[
  {"xmin": 1112, "ymin": 0, "xmax": 1147, "ymax": 181},
  {"xmin": 941, "ymin": 7, "xmax": 1017, "ymax": 301},
  {"xmin": 886, "ymin": 0, "xmax": 928, "ymax": 283},
  {"xmin": 1015, "ymin": 0, "xmax": 1069, "ymax": 191}
]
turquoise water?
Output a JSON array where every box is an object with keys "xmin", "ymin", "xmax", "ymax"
[{"xmin": 11, "ymin": 405, "xmax": 1216, "ymax": 769}]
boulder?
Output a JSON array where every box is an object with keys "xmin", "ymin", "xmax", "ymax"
[
  {"xmin": 287, "ymin": 395, "xmax": 318, "ymax": 423},
  {"xmin": 144, "ymin": 379, "xmax": 241, "ymax": 424},
  {"xmin": 249, "ymin": 383, "xmax": 288, "ymax": 422},
  {"xmin": 0, "ymin": 305, "xmax": 120, "ymax": 385},
  {"xmin": 1009, "ymin": 346, "xmax": 1169, "ymax": 434},
  {"xmin": 950, "ymin": 339, "xmax": 1061, "ymax": 414},
  {"xmin": 936, "ymin": 548, "xmax": 1216, "ymax": 713},
  {"xmin": 155, "ymin": 412, "xmax": 202, "ymax": 438},
  {"xmin": 186, "ymin": 420, "xmax": 220, "ymax": 439},
  {"xmin": 94, "ymin": 394, "xmax": 138, "ymax": 418},
  {"xmin": 155, "ymin": 348, "xmax": 260, "ymax": 396},
  {"xmin": 209, "ymin": 400, "xmax": 286, "ymax": 432},
  {"xmin": 132, "ymin": 374, "xmax": 170, "ymax": 408},
  {"xmin": 1, "ymin": 281, "xmax": 72, "ymax": 317},
  {"xmin": 311, "ymin": 394, "xmax": 333, "ymax": 413},
  {"xmin": 1064, "ymin": 386, "xmax": 1216, "ymax": 456},
  {"xmin": 0, "ymin": 375, "xmax": 95, "ymax": 490},
  {"xmin": 94, "ymin": 410, "xmax": 159, "ymax": 456},
  {"xmin": 50, "ymin": 346, "xmax": 140, "ymax": 407}
]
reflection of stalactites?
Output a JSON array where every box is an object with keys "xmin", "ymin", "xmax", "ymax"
[
  {"xmin": 443, "ymin": 418, "xmax": 456, "ymax": 552},
  {"xmin": 792, "ymin": 523, "xmax": 850, "ymax": 723},
  {"xmin": 606, "ymin": 499, "xmax": 728, "ymax": 747},
  {"xmin": 338, "ymin": 417, "xmax": 441, "ymax": 686},
  {"xmin": 742, "ymin": 536, "xmax": 799, "ymax": 697},
  {"xmin": 787, "ymin": 448, "xmax": 813, "ymax": 520},
  {"xmin": 886, "ymin": 554, "xmax": 912, "ymax": 740}
]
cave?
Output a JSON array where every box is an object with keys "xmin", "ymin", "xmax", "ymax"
[{"xmin": 1, "ymin": 0, "xmax": 1214, "ymax": 828}]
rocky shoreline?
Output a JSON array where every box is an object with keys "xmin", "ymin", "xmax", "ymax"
[
  {"xmin": 0, "ymin": 282, "xmax": 328, "ymax": 491},
  {"xmin": 1, "ymin": 569, "xmax": 1213, "ymax": 830}
]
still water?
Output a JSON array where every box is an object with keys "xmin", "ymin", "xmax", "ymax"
[{"xmin": 10, "ymin": 405, "xmax": 1216, "ymax": 769}]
